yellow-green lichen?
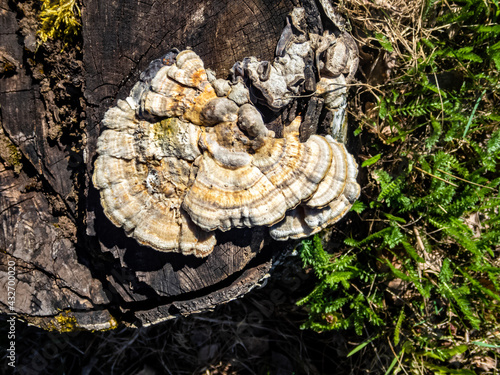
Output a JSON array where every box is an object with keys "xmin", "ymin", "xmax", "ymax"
[
  {"xmin": 53, "ymin": 310, "xmax": 79, "ymax": 332},
  {"xmin": 96, "ymin": 316, "xmax": 119, "ymax": 332},
  {"xmin": 33, "ymin": 310, "xmax": 119, "ymax": 332},
  {"xmin": 157, "ymin": 118, "xmax": 178, "ymax": 138},
  {"xmin": 0, "ymin": 127, "xmax": 22, "ymax": 174},
  {"xmin": 6, "ymin": 144, "xmax": 22, "ymax": 171},
  {"xmin": 38, "ymin": 0, "xmax": 81, "ymax": 45}
]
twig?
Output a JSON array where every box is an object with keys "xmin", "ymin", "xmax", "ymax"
[
  {"xmin": 436, "ymin": 168, "xmax": 496, "ymax": 191},
  {"xmin": 364, "ymin": 325, "xmax": 387, "ymax": 374},
  {"xmin": 413, "ymin": 226, "xmax": 427, "ymax": 313},
  {"xmin": 433, "ymin": 71, "xmax": 445, "ymax": 130},
  {"xmin": 387, "ymin": 337, "xmax": 409, "ymax": 375},
  {"xmin": 437, "ymin": 204, "xmax": 448, "ymax": 214},
  {"xmin": 284, "ymin": 81, "xmax": 388, "ymax": 100},
  {"xmin": 413, "ymin": 166, "xmax": 459, "ymax": 187},
  {"xmin": 413, "ymin": 227, "xmax": 426, "ymax": 254}
]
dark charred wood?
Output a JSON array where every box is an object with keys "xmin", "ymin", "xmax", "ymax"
[{"xmin": 299, "ymin": 96, "xmax": 324, "ymax": 142}]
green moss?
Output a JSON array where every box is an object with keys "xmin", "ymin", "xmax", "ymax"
[{"xmin": 38, "ymin": 0, "xmax": 81, "ymax": 45}]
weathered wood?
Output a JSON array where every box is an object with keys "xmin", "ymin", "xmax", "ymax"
[
  {"xmin": 0, "ymin": 0, "xmax": 296, "ymax": 330},
  {"xmin": 0, "ymin": 0, "xmax": 78, "ymax": 214},
  {"xmin": 0, "ymin": 0, "xmax": 109, "ymax": 326}
]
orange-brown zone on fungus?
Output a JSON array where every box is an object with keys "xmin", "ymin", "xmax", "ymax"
[{"xmin": 93, "ymin": 12, "xmax": 360, "ymax": 257}]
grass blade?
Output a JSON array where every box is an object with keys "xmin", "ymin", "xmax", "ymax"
[
  {"xmin": 463, "ymin": 89, "xmax": 487, "ymax": 138},
  {"xmin": 347, "ymin": 335, "xmax": 379, "ymax": 357}
]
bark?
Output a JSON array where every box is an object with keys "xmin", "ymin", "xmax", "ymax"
[{"xmin": 0, "ymin": 0, "xmax": 296, "ymax": 331}]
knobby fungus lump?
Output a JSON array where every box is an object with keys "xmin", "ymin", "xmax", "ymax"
[{"xmin": 93, "ymin": 7, "xmax": 361, "ymax": 257}]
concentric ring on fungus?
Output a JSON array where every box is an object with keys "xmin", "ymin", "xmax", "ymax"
[{"xmin": 93, "ymin": 36, "xmax": 360, "ymax": 257}]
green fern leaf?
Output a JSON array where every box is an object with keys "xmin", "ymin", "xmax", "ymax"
[{"xmin": 394, "ymin": 308, "xmax": 405, "ymax": 346}]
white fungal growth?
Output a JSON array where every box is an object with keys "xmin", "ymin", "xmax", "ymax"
[{"xmin": 93, "ymin": 6, "xmax": 360, "ymax": 257}]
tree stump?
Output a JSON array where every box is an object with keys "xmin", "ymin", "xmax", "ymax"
[{"xmin": 0, "ymin": 0, "xmax": 298, "ymax": 330}]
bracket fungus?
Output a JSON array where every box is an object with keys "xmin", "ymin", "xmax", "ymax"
[{"xmin": 93, "ymin": 5, "xmax": 361, "ymax": 257}]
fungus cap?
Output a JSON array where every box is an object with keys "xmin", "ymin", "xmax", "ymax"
[{"xmin": 93, "ymin": 45, "xmax": 360, "ymax": 257}]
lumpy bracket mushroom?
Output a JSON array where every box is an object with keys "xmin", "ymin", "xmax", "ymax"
[{"xmin": 93, "ymin": 3, "xmax": 361, "ymax": 257}]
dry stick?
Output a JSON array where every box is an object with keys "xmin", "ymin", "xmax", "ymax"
[
  {"xmin": 413, "ymin": 165, "xmax": 459, "ymax": 187},
  {"xmin": 437, "ymin": 204, "xmax": 448, "ymax": 214},
  {"xmin": 286, "ymin": 81, "xmax": 388, "ymax": 100},
  {"xmin": 413, "ymin": 226, "xmax": 428, "ymax": 313},
  {"xmin": 356, "ymin": 80, "xmax": 411, "ymax": 101},
  {"xmin": 351, "ymin": 283, "xmax": 379, "ymax": 312},
  {"xmin": 433, "ymin": 71, "xmax": 445, "ymax": 130},
  {"xmin": 387, "ymin": 336, "xmax": 410, "ymax": 375},
  {"xmin": 367, "ymin": 273, "xmax": 377, "ymax": 300},
  {"xmin": 426, "ymin": 227, "xmax": 445, "ymax": 236},
  {"xmin": 436, "ymin": 168, "xmax": 496, "ymax": 190},
  {"xmin": 413, "ymin": 226, "xmax": 426, "ymax": 254},
  {"xmin": 386, "ymin": 19, "xmax": 413, "ymax": 57},
  {"xmin": 401, "ymin": 214, "xmax": 424, "ymax": 227},
  {"xmin": 367, "ymin": 46, "xmax": 383, "ymax": 78},
  {"xmin": 363, "ymin": 325, "xmax": 388, "ymax": 374}
]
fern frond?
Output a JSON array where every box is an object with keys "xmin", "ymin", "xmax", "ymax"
[
  {"xmin": 394, "ymin": 308, "xmax": 405, "ymax": 346},
  {"xmin": 439, "ymin": 259, "xmax": 481, "ymax": 329}
]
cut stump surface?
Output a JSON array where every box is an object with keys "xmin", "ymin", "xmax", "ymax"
[{"xmin": 0, "ymin": 0, "xmax": 295, "ymax": 330}]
